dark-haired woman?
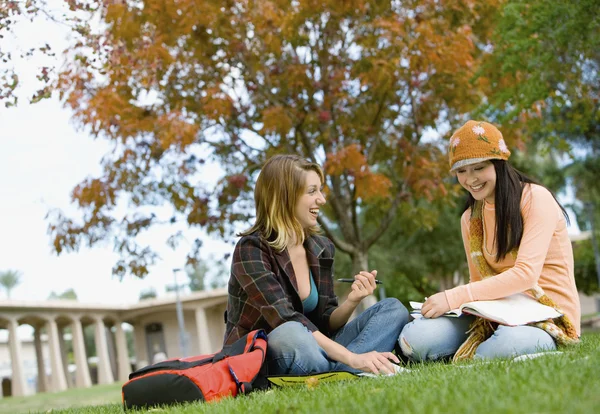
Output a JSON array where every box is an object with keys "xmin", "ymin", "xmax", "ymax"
[{"xmin": 398, "ymin": 120, "xmax": 580, "ymax": 362}]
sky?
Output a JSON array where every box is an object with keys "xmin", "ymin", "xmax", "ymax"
[{"xmin": 0, "ymin": 9, "xmax": 232, "ymax": 306}]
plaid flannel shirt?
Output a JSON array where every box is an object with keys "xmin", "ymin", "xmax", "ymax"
[{"xmin": 223, "ymin": 231, "xmax": 338, "ymax": 346}]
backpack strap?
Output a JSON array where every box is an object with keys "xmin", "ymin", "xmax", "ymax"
[
  {"xmin": 212, "ymin": 329, "xmax": 267, "ymax": 363},
  {"xmin": 226, "ymin": 363, "xmax": 255, "ymax": 394}
]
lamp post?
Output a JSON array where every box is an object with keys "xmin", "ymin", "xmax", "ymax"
[{"xmin": 172, "ymin": 268, "xmax": 189, "ymax": 357}]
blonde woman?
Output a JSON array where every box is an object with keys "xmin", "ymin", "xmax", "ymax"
[{"xmin": 224, "ymin": 154, "xmax": 408, "ymax": 375}]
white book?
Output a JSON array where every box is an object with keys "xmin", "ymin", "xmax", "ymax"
[{"xmin": 409, "ymin": 293, "xmax": 562, "ymax": 326}]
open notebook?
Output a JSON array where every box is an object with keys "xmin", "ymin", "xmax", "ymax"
[{"xmin": 410, "ymin": 293, "xmax": 562, "ymax": 326}]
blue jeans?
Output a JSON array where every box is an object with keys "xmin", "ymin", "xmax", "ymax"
[
  {"xmin": 266, "ymin": 298, "xmax": 409, "ymax": 375},
  {"xmin": 398, "ymin": 315, "xmax": 556, "ymax": 362}
]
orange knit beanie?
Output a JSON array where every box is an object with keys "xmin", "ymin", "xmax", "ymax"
[{"xmin": 448, "ymin": 120, "xmax": 511, "ymax": 172}]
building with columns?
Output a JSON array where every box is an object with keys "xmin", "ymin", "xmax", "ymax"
[{"xmin": 0, "ymin": 288, "xmax": 227, "ymax": 397}]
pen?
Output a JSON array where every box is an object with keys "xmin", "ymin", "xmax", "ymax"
[{"xmin": 337, "ymin": 278, "xmax": 383, "ymax": 285}]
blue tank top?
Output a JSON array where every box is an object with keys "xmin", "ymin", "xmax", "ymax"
[{"xmin": 302, "ymin": 272, "xmax": 318, "ymax": 314}]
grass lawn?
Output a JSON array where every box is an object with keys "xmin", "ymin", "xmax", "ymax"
[
  {"xmin": 0, "ymin": 382, "xmax": 122, "ymax": 414},
  {"xmin": 3, "ymin": 332, "xmax": 599, "ymax": 414}
]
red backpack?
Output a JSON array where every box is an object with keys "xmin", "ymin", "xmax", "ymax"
[{"xmin": 122, "ymin": 329, "xmax": 268, "ymax": 409}]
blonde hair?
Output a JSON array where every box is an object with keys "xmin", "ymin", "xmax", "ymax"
[{"xmin": 240, "ymin": 154, "xmax": 324, "ymax": 251}]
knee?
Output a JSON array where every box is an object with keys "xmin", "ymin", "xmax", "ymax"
[
  {"xmin": 267, "ymin": 322, "xmax": 329, "ymax": 375},
  {"xmin": 398, "ymin": 318, "xmax": 460, "ymax": 362},
  {"xmin": 379, "ymin": 298, "xmax": 409, "ymax": 327},
  {"xmin": 398, "ymin": 321, "xmax": 423, "ymax": 361},
  {"xmin": 474, "ymin": 326, "xmax": 556, "ymax": 360},
  {"xmin": 268, "ymin": 322, "xmax": 313, "ymax": 354}
]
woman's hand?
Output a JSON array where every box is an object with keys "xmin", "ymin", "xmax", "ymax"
[
  {"xmin": 421, "ymin": 292, "xmax": 451, "ymax": 318},
  {"xmin": 346, "ymin": 270, "xmax": 378, "ymax": 304},
  {"xmin": 347, "ymin": 351, "xmax": 400, "ymax": 375}
]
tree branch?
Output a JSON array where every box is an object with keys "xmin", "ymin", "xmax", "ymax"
[
  {"xmin": 342, "ymin": 172, "xmax": 360, "ymax": 242},
  {"xmin": 318, "ymin": 218, "xmax": 356, "ymax": 254},
  {"xmin": 296, "ymin": 119, "xmax": 317, "ymax": 162},
  {"xmin": 366, "ymin": 89, "xmax": 390, "ymax": 165},
  {"xmin": 364, "ymin": 183, "xmax": 410, "ymax": 249},
  {"xmin": 407, "ymin": 80, "xmax": 423, "ymax": 142},
  {"xmin": 327, "ymin": 174, "xmax": 358, "ymax": 244}
]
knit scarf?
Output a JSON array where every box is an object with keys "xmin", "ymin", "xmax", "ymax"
[{"xmin": 452, "ymin": 201, "xmax": 579, "ymax": 362}]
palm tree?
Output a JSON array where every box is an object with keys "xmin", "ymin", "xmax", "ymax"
[{"xmin": 0, "ymin": 270, "xmax": 22, "ymax": 299}]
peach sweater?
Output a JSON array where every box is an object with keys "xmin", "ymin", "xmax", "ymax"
[{"xmin": 445, "ymin": 184, "xmax": 581, "ymax": 335}]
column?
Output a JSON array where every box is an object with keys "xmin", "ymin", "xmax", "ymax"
[
  {"xmin": 194, "ymin": 307, "xmax": 211, "ymax": 355},
  {"xmin": 132, "ymin": 323, "xmax": 147, "ymax": 369},
  {"xmin": 71, "ymin": 318, "xmax": 92, "ymax": 388},
  {"xmin": 94, "ymin": 317, "xmax": 114, "ymax": 384},
  {"xmin": 46, "ymin": 318, "xmax": 68, "ymax": 392},
  {"xmin": 58, "ymin": 325, "xmax": 73, "ymax": 388},
  {"xmin": 114, "ymin": 322, "xmax": 131, "ymax": 382},
  {"xmin": 33, "ymin": 325, "xmax": 48, "ymax": 393},
  {"xmin": 8, "ymin": 319, "xmax": 27, "ymax": 396},
  {"xmin": 105, "ymin": 324, "xmax": 118, "ymax": 379}
]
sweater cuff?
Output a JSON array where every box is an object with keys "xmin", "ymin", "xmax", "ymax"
[{"xmin": 444, "ymin": 285, "xmax": 471, "ymax": 310}]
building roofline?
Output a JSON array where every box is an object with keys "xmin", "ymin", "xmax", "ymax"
[{"xmin": 0, "ymin": 288, "xmax": 228, "ymax": 313}]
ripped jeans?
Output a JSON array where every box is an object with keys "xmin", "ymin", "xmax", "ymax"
[{"xmin": 398, "ymin": 315, "xmax": 556, "ymax": 361}]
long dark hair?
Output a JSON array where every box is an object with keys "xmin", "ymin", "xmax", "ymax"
[{"xmin": 463, "ymin": 160, "xmax": 569, "ymax": 261}]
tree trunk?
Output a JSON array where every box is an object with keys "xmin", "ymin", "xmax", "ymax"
[{"xmin": 351, "ymin": 250, "xmax": 378, "ymax": 312}]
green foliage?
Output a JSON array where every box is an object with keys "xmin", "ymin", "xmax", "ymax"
[
  {"xmin": 167, "ymin": 258, "xmax": 227, "ymax": 293},
  {"xmin": 0, "ymin": 269, "xmax": 22, "ymax": 298},
  {"xmin": 125, "ymin": 328, "xmax": 135, "ymax": 360},
  {"xmin": 566, "ymin": 155, "xmax": 600, "ymax": 242},
  {"xmin": 478, "ymin": 0, "xmax": 599, "ymax": 152},
  {"xmin": 333, "ymin": 193, "xmax": 468, "ymax": 303},
  {"xmin": 574, "ymin": 239, "xmax": 600, "ymax": 295},
  {"xmin": 84, "ymin": 324, "xmax": 96, "ymax": 359},
  {"xmin": 138, "ymin": 287, "xmax": 157, "ymax": 301},
  {"xmin": 186, "ymin": 262, "xmax": 207, "ymax": 292},
  {"xmin": 48, "ymin": 288, "xmax": 78, "ymax": 300},
  {"xmin": 509, "ymin": 146, "xmax": 567, "ymax": 195},
  {"xmin": 371, "ymin": 197, "xmax": 468, "ymax": 303},
  {"xmin": 567, "ymin": 155, "xmax": 600, "ymax": 206},
  {"xmin": 477, "ymin": 1, "xmax": 600, "ymax": 300}
]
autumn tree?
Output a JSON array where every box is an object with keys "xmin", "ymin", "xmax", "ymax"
[
  {"xmin": 0, "ymin": 0, "xmax": 46, "ymax": 107},
  {"xmin": 40, "ymin": 1, "xmax": 502, "ymax": 279},
  {"xmin": 0, "ymin": 1, "xmax": 95, "ymax": 107}
]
